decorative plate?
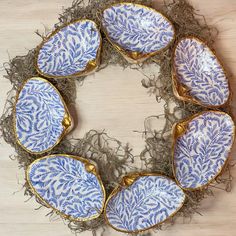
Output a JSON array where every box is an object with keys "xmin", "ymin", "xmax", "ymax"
[
  {"xmin": 104, "ymin": 173, "xmax": 185, "ymax": 233},
  {"xmin": 36, "ymin": 20, "xmax": 101, "ymax": 78},
  {"xmin": 27, "ymin": 154, "xmax": 106, "ymax": 221},
  {"xmin": 173, "ymin": 36, "xmax": 230, "ymax": 107},
  {"xmin": 14, "ymin": 77, "xmax": 73, "ymax": 154},
  {"xmin": 102, "ymin": 3, "xmax": 175, "ymax": 63},
  {"xmin": 173, "ymin": 111, "xmax": 235, "ymax": 190}
]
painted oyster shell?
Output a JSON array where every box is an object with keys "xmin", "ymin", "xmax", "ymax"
[
  {"xmin": 102, "ymin": 3, "xmax": 175, "ymax": 63},
  {"xmin": 14, "ymin": 77, "xmax": 72, "ymax": 154},
  {"xmin": 173, "ymin": 111, "xmax": 235, "ymax": 190},
  {"xmin": 36, "ymin": 20, "xmax": 101, "ymax": 78},
  {"xmin": 173, "ymin": 37, "xmax": 230, "ymax": 107},
  {"xmin": 105, "ymin": 173, "xmax": 185, "ymax": 233},
  {"xmin": 27, "ymin": 155, "xmax": 106, "ymax": 221}
]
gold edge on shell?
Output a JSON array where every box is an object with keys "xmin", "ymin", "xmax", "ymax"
[
  {"xmin": 171, "ymin": 35, "xmax": 231, "ymax": 109},
  {"xmin": 35, "ymin": 19, "xmax": 102, "ymax": 79},
  {"xmin": 171, "ymin": 110, "xmax": 236, "ymax": 191},
  {"xmin": 101, "ymin": 2, "xmax": 176, "ymax": 63},
  {"xmin": 104, "ymin": 172, "xmax": 186, "ymax": 234},
  {"xmin": 13, "ymin": 77, "xmax": 73, "ymax": 155},
  {"xmin": 26, "ymin": 154, "xmax": 106, "ymax": 222}
]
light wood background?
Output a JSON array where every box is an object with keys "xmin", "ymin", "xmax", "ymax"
[{"xmin": 0, "ymin": 0, "xmax": 236, "ymax": 235}]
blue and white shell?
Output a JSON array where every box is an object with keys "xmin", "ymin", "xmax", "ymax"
[
  {"xmin": 14, "ymin": 77, "xmax": 72, "ymax": 154},
  {"xmin": 105, "ymin": 174, "xmax": 185, "ymax": 233},
  {"xmin": 36, "ymin": 20, "xmax": 101, "ymax": 78},
  {"xmin": 173, "ymin": 37, "xmax": 230, "ymax": 107},
  {"xmin": 173, "ymin": 111, "xmax": 235, "ymax": 190},
  {"xmin": 102, "ymin": 3, "xmax": 175, "ymax": 62},
  {"xmin": 27, "ymin": 155, "xmax": 106, "ymax": 221}
]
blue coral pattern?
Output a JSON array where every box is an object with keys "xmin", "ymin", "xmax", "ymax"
[
  {"xmin": 174, "ymin": 38, "xmax": 229, "ymax": 106},
  {"xmin": 106, "ymin": 176, "xmax": 185, "ymax": 232},
  {"xmin": 15, "ymin": 78, "xmax": 65, "ymax": 153},
  {"xmin": 28, "ymin": 155, "xmax": 105, "ymax": 219},
  {"xmin": 37, "ymin": 20, "xmax": 100, "ymax": 77},
  {"xmin": 102, "ymin": 3, "xmax": 174, "ymax": 53},
  {"xmin": 174, "ymin": 112, "xmax": 234, "ymax": 189}
]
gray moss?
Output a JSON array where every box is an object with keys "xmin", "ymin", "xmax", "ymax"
[{"xmin": 0, "ymin": 0, "xmax": 233, "ymax": 235}]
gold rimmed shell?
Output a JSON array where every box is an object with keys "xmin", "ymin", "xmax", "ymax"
[
  {"xmin": 13, "ymin": 77, "xmax": 73, "ymax": 155},
  {"xmin": 172, "ymin": 36, "xmax": 231, "ymax": 108},
  {"xmin": 26, "ymin": 154, "xmax": 106, "ymax": 222},
  {"xmin": 172, "ymin": 110, "xmax": 235, "ymax": 191},
  {"xmin": 35, "ymin": 19, "xmax": 102, "ymax": 79},
  {"xmin": 104, "ymin": 172, "xmax": 186, "ymax": 233},
  {"xmin": 102, "ymin": 2, "xmax": 175, "ymax": 63}
]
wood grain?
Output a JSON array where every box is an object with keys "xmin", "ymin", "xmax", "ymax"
[{"xmin": 0, "ymin": 0, "xmax": 236, "ymax": 235}]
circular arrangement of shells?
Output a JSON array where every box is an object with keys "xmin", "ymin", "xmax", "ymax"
[{"xmin": 13, "ymin": 2, "xmax": 234, "ymax": 234}]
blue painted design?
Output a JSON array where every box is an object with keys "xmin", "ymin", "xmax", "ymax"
[
  {"xmin": 28, "ymin": 155, "xmax": 105, "ymax": 220},
  {"xmin": 102, "ymin": 3, "xmax": 174, "ymax": 54},
  {"xmin": 174, "ymin": 111, "xmax": 235, "ymax": 189},
  {"xmin": 174, "ymin": 37, "xmax": 229, "ymax": 106},
  {"xmin": 15, "ymin": 78, "xmax": 67, "ymax": 153},
  {"xmin": 37, "ymin": 20, "xmax": 101, "ymax": 77},
  {"xmin": 105, "ymin": 175, "xmax": 185, "ymax": 232}
]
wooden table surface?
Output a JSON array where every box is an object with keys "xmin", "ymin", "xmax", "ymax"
[{"xmin": 0, "ymin": 0, "xmax": 236, "ymax": 235}]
